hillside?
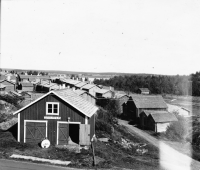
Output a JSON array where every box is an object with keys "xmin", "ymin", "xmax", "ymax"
[{"xmin": 0, "ymin": 122, "xmax": 161, "ymax": 169}]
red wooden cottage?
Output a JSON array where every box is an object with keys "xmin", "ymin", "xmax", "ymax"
[{"xmin": 13, "ymin": 89, "xmax": 98, "ymax": 146}]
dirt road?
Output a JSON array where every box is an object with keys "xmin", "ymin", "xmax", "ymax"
[{"xmin": 118, "ymin": 119, "xmax": 200, "ymax": 170}]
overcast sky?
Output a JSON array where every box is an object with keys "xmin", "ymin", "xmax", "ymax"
[{"xmin": 1, "ymin": 0, "xmax": 200, "ymax": 75}]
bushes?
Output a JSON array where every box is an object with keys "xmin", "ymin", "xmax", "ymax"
[
  {"xmin": 95, "ymin": 119, "xmax": 113, "ymax": 135},
  {"xmin": 165, "ymin": 116, "xmax": 188, "ymax": 141},
  {"xmin": 0, "ymin": 94, "xmax": 24, "ymax": 109},
  {"xmin": 95, "ymin": 100, "xmax": 119, "ymax": 135}
]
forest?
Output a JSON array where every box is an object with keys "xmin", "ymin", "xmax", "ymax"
[{"xmin": 94, "ymin": 72, "xmax": 200, "ymax": 96}]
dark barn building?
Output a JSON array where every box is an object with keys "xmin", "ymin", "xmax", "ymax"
[
  {"xmin": 13, "ymin": 89, "xmax": 98, "ymax": 146},
  {"xmin": 140, "ymin": 110, "xmax": 177, "ymax": 133},
  {"xmin": 114, "ymin": 93, "xmax": 129, "ymax": 116},
  {"xmin": 124, "ymin": 94, "xmax": 168, "ymax": 123}
]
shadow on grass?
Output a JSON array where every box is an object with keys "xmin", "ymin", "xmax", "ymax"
[{"xmin": 7, "ymin": 123, "xmax": 18, "ymax": 141}]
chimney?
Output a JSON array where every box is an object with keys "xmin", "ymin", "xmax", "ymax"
[
  {"xmin": 59, "ymin": 85, "xmax": 61, "ymax": 89},
  {"xmin": 72, "ymin": 87, "xmax": 75, "ymax": 91},
  {"xmin": 62, "ymin": 84, "xmax": 66, "ymax": 89}
]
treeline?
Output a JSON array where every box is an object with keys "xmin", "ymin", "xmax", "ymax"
[{"xmin": 94, "ymin": 72, "xmax": 200, "ymax": 96}]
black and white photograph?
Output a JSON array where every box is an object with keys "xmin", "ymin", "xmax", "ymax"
[{"xmin": 1, "ymin": 0, "xmax": 200, "ymax": 169}]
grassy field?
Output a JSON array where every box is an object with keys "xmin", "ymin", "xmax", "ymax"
[
  {"xmin": 163, "ymin": 95, "xmax": 200, "ymax": 116},
  {"xmin": 0, "ymin": 124, "xmax": 162, "ymax": 169}
]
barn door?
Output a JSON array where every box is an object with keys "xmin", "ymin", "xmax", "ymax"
[
  {"xmin": 25, "ymin": 122, "xmax": 46, "ymax": 143},
  {"xmin": 79, "ymin": 124, "xmax": 90, "ymax": 145},
  {"xmin": 58, "ymin": 123, "xmax": 69, "ymax": 145}
]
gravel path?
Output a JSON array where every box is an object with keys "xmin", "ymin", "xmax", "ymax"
[{"xmin": 118, "ymin": 119, "xmax": 200, "ymax": 170}]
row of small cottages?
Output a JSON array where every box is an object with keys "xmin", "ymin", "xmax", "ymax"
[
  {"xmin": 12, "ymin": 89, "xmax": 177, "ymax": 147},
  {"xmin": 123, "ymin": 94, "xmax": 178, "ymax": 133},
  {"xmin": 13, "ymin": 89, "xmax": 98, "ymax": 146},
  {"xmin": 33, "ymin": 78, "xmax": 114, "ymax": 100}
]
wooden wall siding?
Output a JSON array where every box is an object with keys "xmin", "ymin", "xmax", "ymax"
[
  {"xmin": 58, "ymin": 123, "xmax": 69, "ymax": 145},
  {"xmin": 147, "ymin": 116, "xmax": 155, "ymax": 131},
  {"xmin": 139, "ymin": 113, "xmax": 147, "ymax": 129},
  {"xmin": 25, "ymin": 122, "xmax": 46, "ymax": 143},
  {"xmin": 88, "ymin": 114, "xmax": 95, "ymax": 140},
  {"xmin": 118, "ymin": 96, "xmax": 129, "ymax": 115},
  {"xmin": 79, "ymin": 124, "xmax": 90, "ymax": 145},
  {"xmin": 20, "ymin": 94, "xmax": 87, "ymax": 145}
]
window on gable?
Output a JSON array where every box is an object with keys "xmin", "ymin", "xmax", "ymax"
[{"xmin": 46, "ymin": 102, "xmax": 59, "ymax": 115}]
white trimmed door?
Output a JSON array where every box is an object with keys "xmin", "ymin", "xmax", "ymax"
[{"xmin": 25, "ymin": 121, "xmax": 47, "ymax": 143}]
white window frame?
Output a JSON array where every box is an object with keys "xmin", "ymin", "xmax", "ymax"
[{"xmin": 46, "ymin": 102, "xmax": 59, "ymax": 115}]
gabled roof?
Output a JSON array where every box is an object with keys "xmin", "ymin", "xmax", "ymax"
[
  {"xmin": 74, "ymin": 89, "xmax": 96, "ymax": 99},
  {"xmin": 69, "ymin": 80, "xmax": 81, "ymax": 85},
  {"xmin": 75, "ymin": 82, "xmax": 88, "ymax": 88},
  {"xmin": 130, "ymin": 94, "xmax": 167, "ymax": 109},
  {"xmin": 144, "ymin": 110, "xmax": 178, "ymax": 123},
  {"xmin": 82, "ymin": 84, "xmax": 96, "ymax": 90},
  {"xmin": 95, "ymin": 88, "xmax": 111, "ymax": 94},
  {"xmin": 0, "ymin": 79, "xmax": 16, "ymax": 85},
  {"xmin": 139, "ymin": 88, "xmax": 150, "ymax": 92},
  {"xmin": 101, "ymin": 85, "xmax": 114, "ymax": 91},
  {"xmin": 13, "ymin": 89, "xmax": 98, "ymax": 117},
  {"xmin": 59, "ymin": 78, "xmax": 81, "ymax": 85},
  {"xmin": 49, "ymin": 84, "xmax": 60, "ymax": 90},
  {"xmin": 75, "ymin": 89, "xmax": 86, "ymax": 95}
]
